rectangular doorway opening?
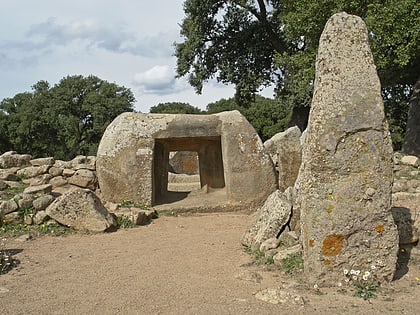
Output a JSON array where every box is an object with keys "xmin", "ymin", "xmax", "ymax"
[{"xmin": 152, "ymin": 136, "xmax": 226, "ymax": 206}]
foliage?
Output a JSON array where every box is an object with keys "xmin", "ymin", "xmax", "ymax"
[
  {"xmin": 0, "ymin": 221, "xmax": 74, "ymax": 238},
  {"xmin": 176, "ymin": 0, "xmax": 284, "ymax": 106},
  {"xmin": 177, "ymin": 0, "xmax": 419, "ymax": 148},
  {"xmin": 206, "ymin": 95, "xmax": 291, "ymax": 141},
  {"xmin": 0, "ymin": 75, "xmax": 135, "ymax": 159},
  {"xmin": 116, "ymin": 215, "xmax": 136, "ymax": 229},
  {"xmin": 243, "ymin": 246, "xmax": 274, "ymax": 266},
  {"xmin": 118, "ymin": 200, "xmax": 149, "ymax": 210},
  {"xmin": 150, "ymin": 102, "xmax": 203, "ymax": 114},
  {"xmin": 354, "ymin": 282, "xmax": 378, "ymax": 300},
  {"xmin": 282, "ymin": 252, "xmax": 304, "ymax": 274}
]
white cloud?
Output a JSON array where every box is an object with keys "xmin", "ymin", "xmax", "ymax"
[{"xmin": 133, "ymin": 65, "xmax": 187, "ymax": 95}]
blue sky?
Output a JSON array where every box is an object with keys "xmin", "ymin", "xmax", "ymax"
[{"xmin": 0, "ymin": 0, "xmax": 274, "ymax": 112}]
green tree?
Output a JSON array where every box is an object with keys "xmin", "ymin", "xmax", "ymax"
[
  {"xmin": 175, "ymin": 0, "xmax": 284, "ymax": 106},
  {"xmin": 0, "ymin": 75, "xmax": 135, "ymax": 159},
  {"xmin": 206, "ymin": 95, "xmax": 290, "ymax": 141},
  {"xmin": 176, "ymin": 0, "xmax": 419, "ymax": 148},
  {"xmin": 150, "ymin": 102, "xmax": 202, "ymax": 114}
]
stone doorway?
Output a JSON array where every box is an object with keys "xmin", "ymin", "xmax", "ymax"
[{"xmin": 152, "ymin": 136, "xmax": 226, "ymax": 206}]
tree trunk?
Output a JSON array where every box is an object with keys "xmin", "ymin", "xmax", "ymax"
[{"xmin": 402, "ymin": 76, "xmax": 420, "ymax": 156}]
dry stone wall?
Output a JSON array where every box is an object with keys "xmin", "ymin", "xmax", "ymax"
[{"xmin": 0, "ymin": 151, "xmax": 155, "ymax": 232}]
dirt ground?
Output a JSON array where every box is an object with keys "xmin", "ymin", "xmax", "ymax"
[{"xmin": 1, "ymin": 212, "xmax": 419, "ymax": 315}]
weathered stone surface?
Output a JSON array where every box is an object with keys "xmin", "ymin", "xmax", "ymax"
[
  {"xmin": 26, "ymin": 174, "xmax": 53, "ymax": 186},
  {"xmin": 254, "ymin": 288, "xmax": 304, "ymax": 305},
  {"xmin": 4, "ymin": 212, "xmax": 23, "ymax": 224},
  {"xmin": 23, "ymin": 184, "xmax": 52, "ymax": 195},
  {"xmin": 46, "ymin": 188, "xmax": 117, "ymax": 232},
  {"xmin": 62, "ymin": 169, "xmax": 75, "ymax": 177},
  {"xmin": 49, "ymin": 176, "xmax": 68, "ymax": 188},
  {"xmin": 18, "ymin": 194, "xmax": 34, "ymax": 209},
  {"xmin": 241, "ymin": 190, "xmax": 291, "ymax": 250},
  {"xmin": 400, "ymin": 155, "xmax": 420, "ymax": 167},
  {"xmin": 294, "ymin": 13, "xmax": 398, "ymax": 286},
  {"xmin": 260, "ymin": 237, "xmax": 281, "ymax": 252},
  {"xmin": 0, "ymin": 170, "xmax": 19, "ymax": 181},
  {"xmin": 0, "ymin": 152, "xmax": 31, "ymax": 168},
  {"xmin": 0, "ymin": 200, "xmax": 18, "ymax": 214},
  {"xmin": 0, "ymin": 180, "xmax": 7, "ymax": 190},
  {"xmin": 97, "ymin": 111, "xmax": 277, "ymax": 209},
  {"xmin": 33, "ymin": 194, "xmax": 55, "ymax": 211},
  {"xmin": 264, "ymin": 126, "xmax": 302, "ymax": 191},
  {"xmin": 17, "ymin": 165, "xmax": 50, "ymax": 179},
  {"xmin": 33, "ymin": 210, "xmax": 49, "ymax": 225},
  {"xmin": 114, "ymin": 208, "xmax": 157, "ymax": 226},
  {"xmin": 48, "ymin": 166, "xmax": 64, "ymax": 177},
  {"xmin": 68, "ymin": 169, "xmax": 97, "ymax": 190},
  {"xmin": 30, "ymin": 157, "xmax": 55, "ymax": 166},
  {"xmin": 273, "ymin": 244, "xmax": 302, "ymax": 266},
  {"xmin": 169, "ymin": 151, "xmax": 199, "ymax": 175}
]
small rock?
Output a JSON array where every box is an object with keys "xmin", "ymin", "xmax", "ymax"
[
  {"xmin": 273, "ymin": 244, "xmax": 302, "ymax": 265},
  {"xmin": 0, "ymin": 180, "xmax": 8, "ymax": 191},
  {"xmin": 48, "ymin": 166, "xmax": 64, "ymax": 177},
  {"xmin": 401, "ymin": 155, "xmax": 420, "ymax": 167},
  {"xmin": 235, "ymin": 270, "xmax": 263, "ymax": 283},
  {"xmin": 23, "ymin": 184, "xmax": 52, "ymax": 195},
  {"xmin": 33, "ymin": 211, "xmax": 49, "ymax": 225},
  {"xmin": 260, "ymin": 238, "xmax": 281, "ymax": 252},
  {"xmin": 0, "ymin": 200, "xmax": 19, "ymax": 215},
  {"xmin": 30, "ymin": 157, "xmax": 55, "ymax": 166},
  {"xmin": 254, "ymin": 288, "xmax": 304, "ymax": 305},
  {"xmin": 33, "ymin": 195, "xmax": 55, "ymax": 211},
  {"xmin": 16, "ymin": 234, "xmax": 32, "ymax": 242}
]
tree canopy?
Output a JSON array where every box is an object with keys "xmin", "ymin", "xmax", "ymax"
[
  {"xmin": 207, "ymin": 95, "xmax": 291, "ymax": 141},
  {"xmin": 149, "ymin": 102, "xmax": 203, "ymax": 114},
  {"xmin": 0, "ymin": 75, "xmax": 135, "ymax": 159},
  {"xmin": 176, "ymin": 0, "xmax": 419, "ymax": 148}
]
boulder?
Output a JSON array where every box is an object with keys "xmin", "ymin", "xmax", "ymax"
[
  {"xmin": 33, "ymin": 194, "xmax": 55, "ymax": 211},
  {"xmin": 17, "ymin": 165, "xmax": 50, "ymax": 179},
  {"xmin": 294, "ymin": 13, "xmax": 398, "ymax": 286},
  {"xmin": 0, "ymin": 152, "xmax": 31, "ymax": 168},
  {"xmin": 23, "ymin": 184, "xmax": 52, "ymax": 195},
  {"xmin": 30, "ymin": 157, "xmax": 55, "ymax": 166},
  {"xmin": 68, "ymin": 169, "xmax": 97, "ymax": 190},
  {"xmin": 0, "ymin": 199, "xmax": 18, "ymax": 215},
  {"xmin": 400, "ymin": 155, "xmax": 420, "ymax": 167},
  {"xmin": 264, "ymin": 126, "xmax": 302, "ymax": 191},
  {"xmin": 46, "ymin": 188, "xmax": 117, "ymax": 232},
  {"xmin": 241, "ymin": 190, "xmax": 291, "ymax": 250}
]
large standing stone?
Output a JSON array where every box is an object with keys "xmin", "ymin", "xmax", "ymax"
[{"xmin": 294, "ymin": 12, "xmax": 398, "ymax": 286}]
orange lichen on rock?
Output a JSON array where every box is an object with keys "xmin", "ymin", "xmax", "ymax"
[
  {"xmin": 321, "ymin": 233, "xmax": 345, "ymax": 257},
  {"xmin": 309, "ymin": 239, "xmax": 315, "ymax": 247},
  {"xmin": 375, "ymin": 224, "xmax": 385, "ymax": 234}
]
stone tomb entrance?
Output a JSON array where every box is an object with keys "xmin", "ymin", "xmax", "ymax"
[
  {"xmin": 96, "ymin": 111, "xmax": 277, "ymax": 212},
  {"xmin": 153, "ymin": 136, "xmax": 225, "ymax": 205}
]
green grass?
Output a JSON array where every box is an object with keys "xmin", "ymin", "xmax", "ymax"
[
  {"xmin": 116, "ymin": 215, "xmax": 136, "ymax": 228},
  {"xmin": 282, "ymin": 252, "xmax": 304, "ymax": 274},
  {"xmin": 118, "ymin": 200, "xmax": 149, "ymax": 210},
  {"xmin": 353, "ymin": 282, "xmax": 378, "ymax": 300},
  {"xmin": 0, "ymin": 221, "xmax": 74, "ymax": 238},
  {"xmin": 243, "ymin": 246, "xmax": 274, "ymax": 266}
]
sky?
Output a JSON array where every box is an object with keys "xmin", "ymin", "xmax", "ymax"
[{"xmin": 0, "ymin": 0, "xmax": 273, "ymax": 113}]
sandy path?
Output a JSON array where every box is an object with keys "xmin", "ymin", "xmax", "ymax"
[{"xmin": 1, "ymin": 213, "xmax": 419, "ymax": 314}]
